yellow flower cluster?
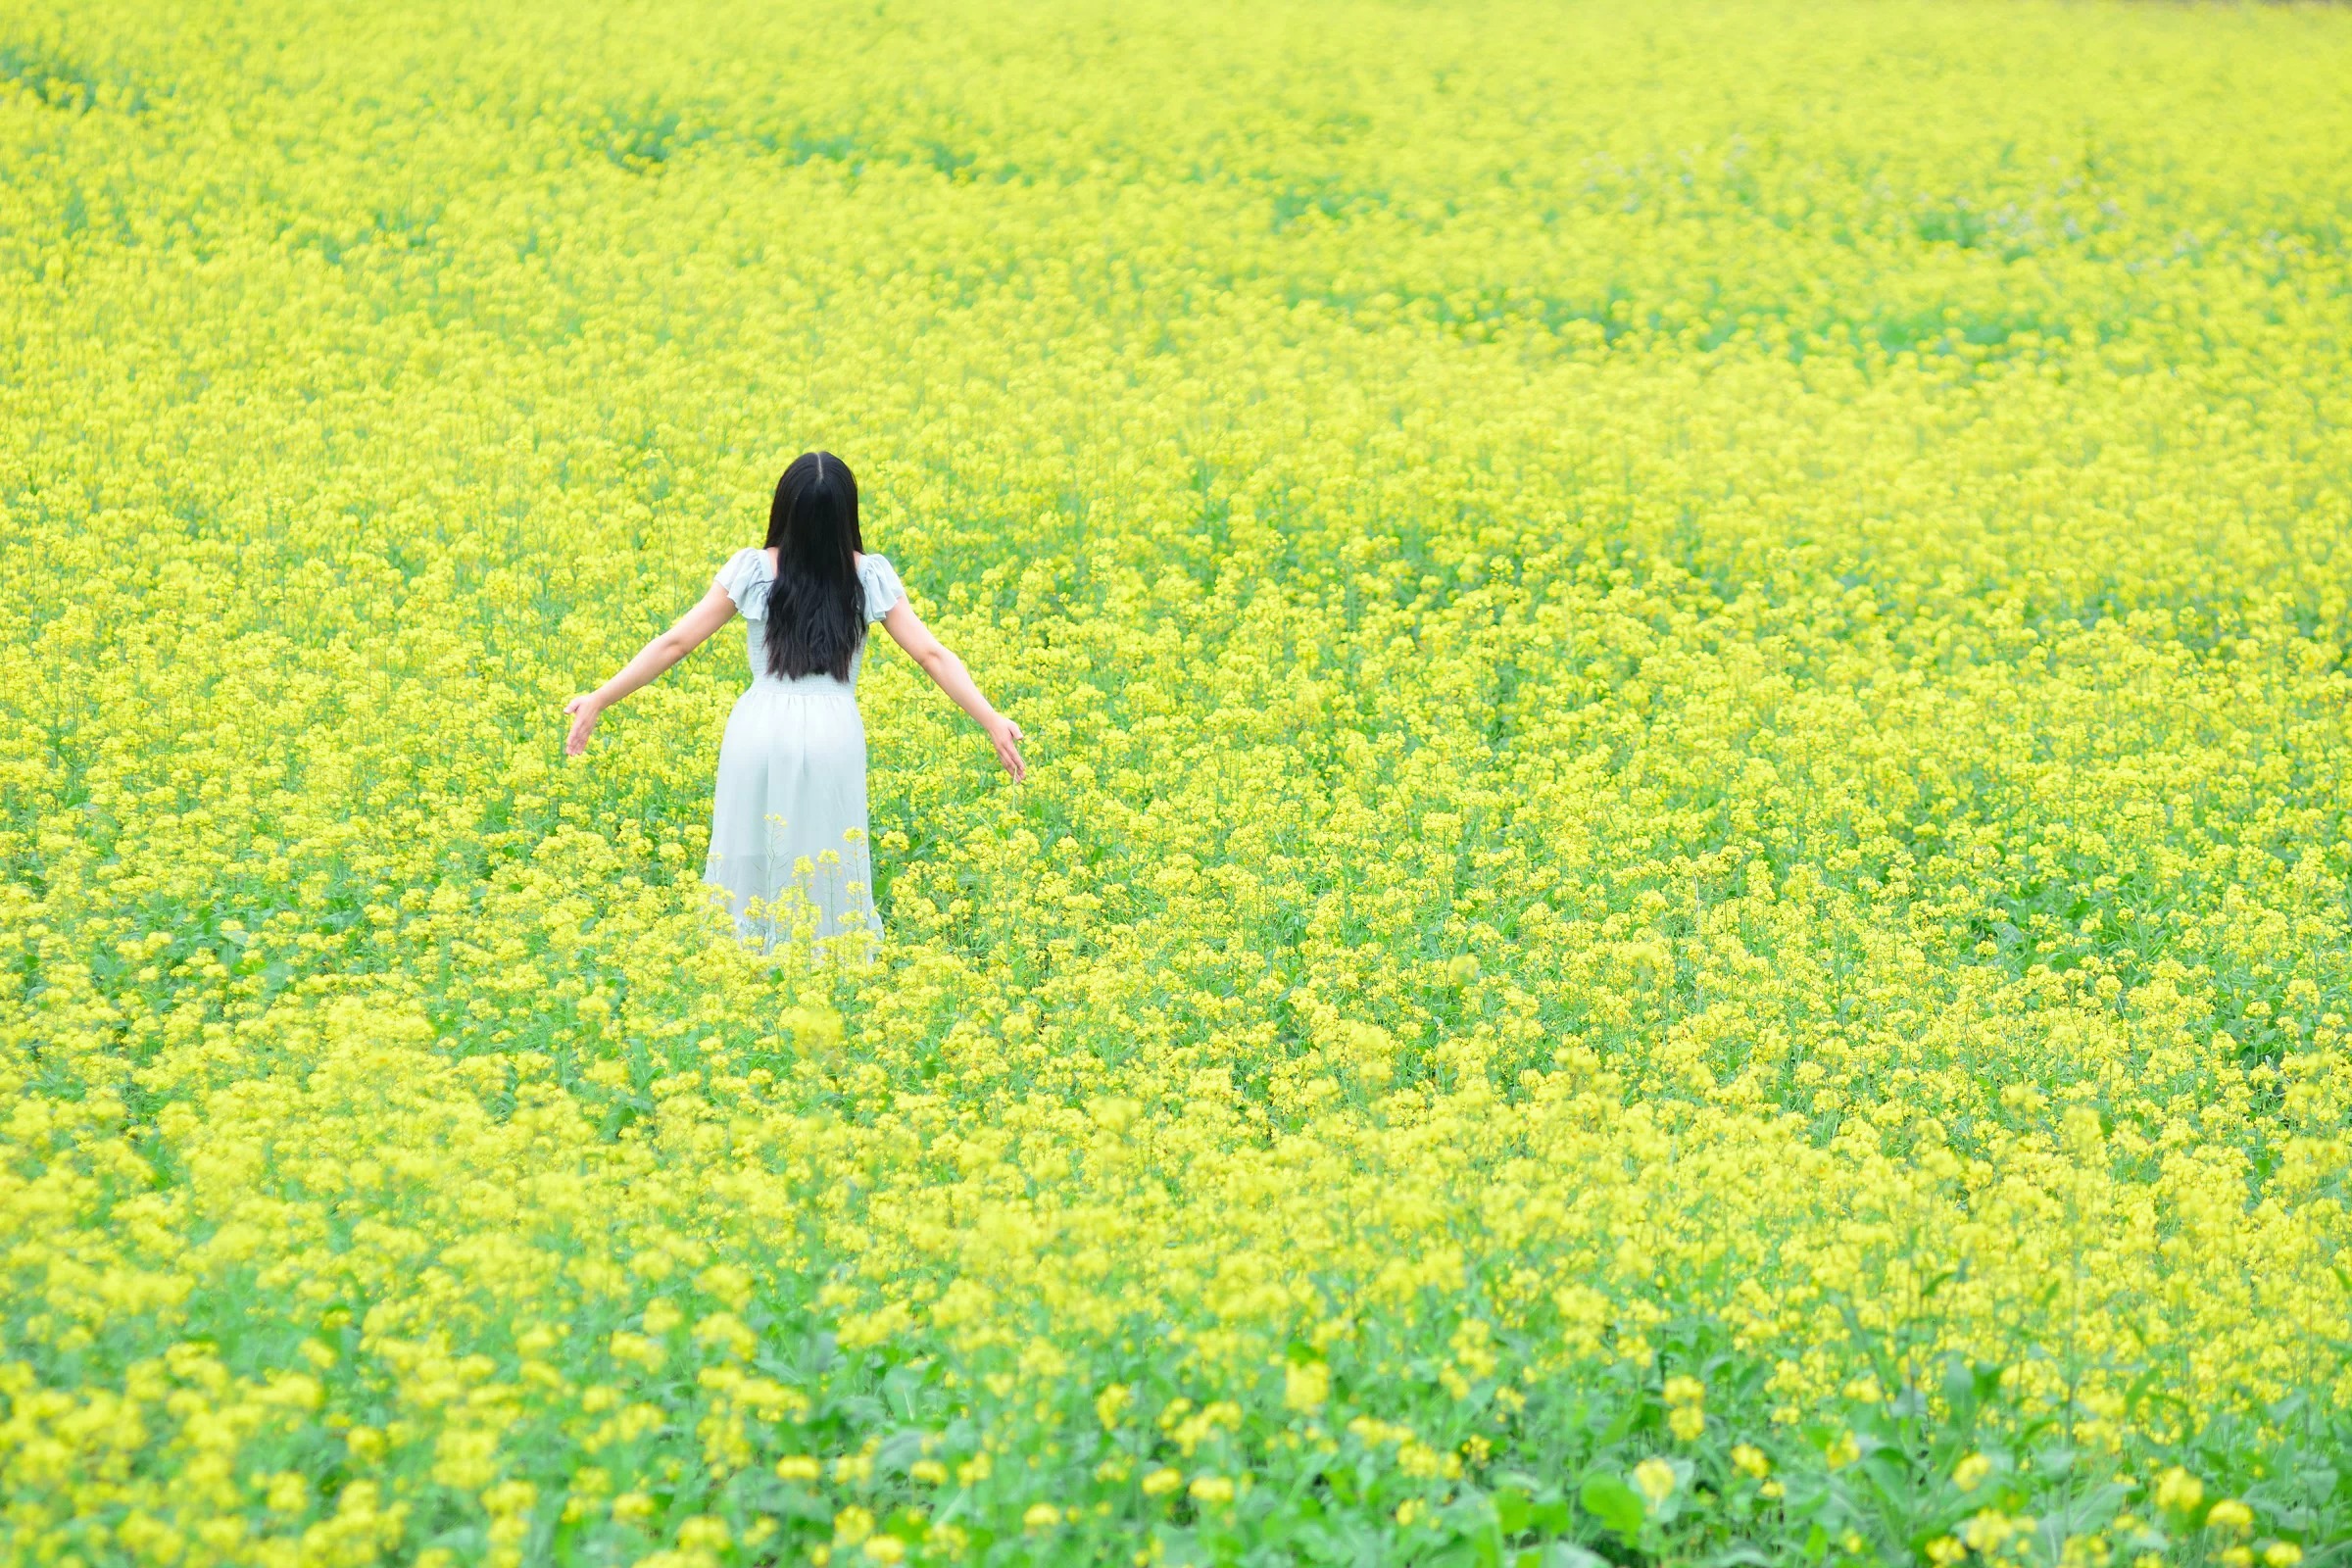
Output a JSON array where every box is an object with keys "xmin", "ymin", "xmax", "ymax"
[{"xmin": 5, "ymin": 0, "xmax": 2350, "ymax": 1562}]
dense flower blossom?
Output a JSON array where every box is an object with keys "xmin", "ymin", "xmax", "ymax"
[{"xmin": 3, "ymin": 0, "xmax": 2349, "ymax": 1562}]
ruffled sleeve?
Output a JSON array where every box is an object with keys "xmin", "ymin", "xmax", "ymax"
[
  {"xmin": 714, "ymin": 547, "xmax": 772, "ymax": 617},
  {"xmin": 859, "ymin": 554, "xmax": 905, "ymax": 623}
]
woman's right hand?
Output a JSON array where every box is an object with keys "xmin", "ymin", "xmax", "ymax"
[
  {"xmin": 564, "ymin": 694, "xmax": 605, "ymax": 756},
  {"xmin": 986, "ymin": 714, "xmax": 1027, "ymax": 782}
]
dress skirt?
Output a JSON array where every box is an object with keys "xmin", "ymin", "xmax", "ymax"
[{"xmin": 702, "ymin": 680, "xmax": 883, "ymax": 958}]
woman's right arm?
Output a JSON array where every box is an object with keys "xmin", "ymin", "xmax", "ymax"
[
  {"xmin": 564, "ymin": 579, "xmax": 738, "ymax": 755},
  {"xmin": 879, "ymin": 600, "xmax": 1027, "ymax": 781}
]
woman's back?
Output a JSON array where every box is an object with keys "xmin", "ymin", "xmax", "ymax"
[{"xmin": 715, "ymin": 546, "xmax": 906, "ymax": 694}]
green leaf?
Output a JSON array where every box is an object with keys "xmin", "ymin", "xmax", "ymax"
[
  {"xmin": 1579, "ymin": 1473, "xmax": 1647, "ymax": 1542},
  {"xmin": 1494, "ymin": 1486, "xmax": 1534, "ymax": 1537},
  {"xmin": 1542, "ymin": 1545, "xmax": 1613, "ymax": 1568}
]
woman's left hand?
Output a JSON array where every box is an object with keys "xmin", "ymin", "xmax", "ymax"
[
  {"xmin": 563, "ymin": 694, "xmax": 605, "ymax": 756},
  {"xmin": 987, "ymin": 714, "xmax": 1027, "ymax": 782}
]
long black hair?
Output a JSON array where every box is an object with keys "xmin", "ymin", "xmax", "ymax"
[{"xmin": 761, "ymin": 451, "xmax": 865, "ymax": 681}]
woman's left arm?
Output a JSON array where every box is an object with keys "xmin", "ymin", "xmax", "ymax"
[
  {"xmin": 564, "ymin": 580, "xmax": 738, "ymax": 755},
  {"xmin": 879, "ymin": 599, "xmax": 1027, "ymax": 781}
]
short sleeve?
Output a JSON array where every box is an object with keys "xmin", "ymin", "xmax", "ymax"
[
  {"xmin": 715, "ymin": 547, "xmax": 771, "ymax": 617},
  {"xmin": 859, "ymin": 554, "xmax": 905, "ymax": 623}
]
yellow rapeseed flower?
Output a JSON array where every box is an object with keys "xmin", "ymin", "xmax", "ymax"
[
  {"xmin": 2206, "ymin": 1499, "xmax": 2256, "ymax": 1535},
  {"xmin": 2156, "ymin": 1468, "xmax": 2206, "ymax": 1515}
]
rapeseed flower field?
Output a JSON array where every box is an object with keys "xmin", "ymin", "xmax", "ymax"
[{"xmin": 6, "ymin": 0, "xmax": 2352, "ymax": 1561}]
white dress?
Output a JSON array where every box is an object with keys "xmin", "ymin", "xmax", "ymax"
[{"xmin": 703, "ymin": 547, "xmax": 905, "ymax": 956}]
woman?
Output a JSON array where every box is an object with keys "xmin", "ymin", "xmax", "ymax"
[{"xmin": 564, "ymin": 451, "xmax": 1026, "ymax": 956}]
